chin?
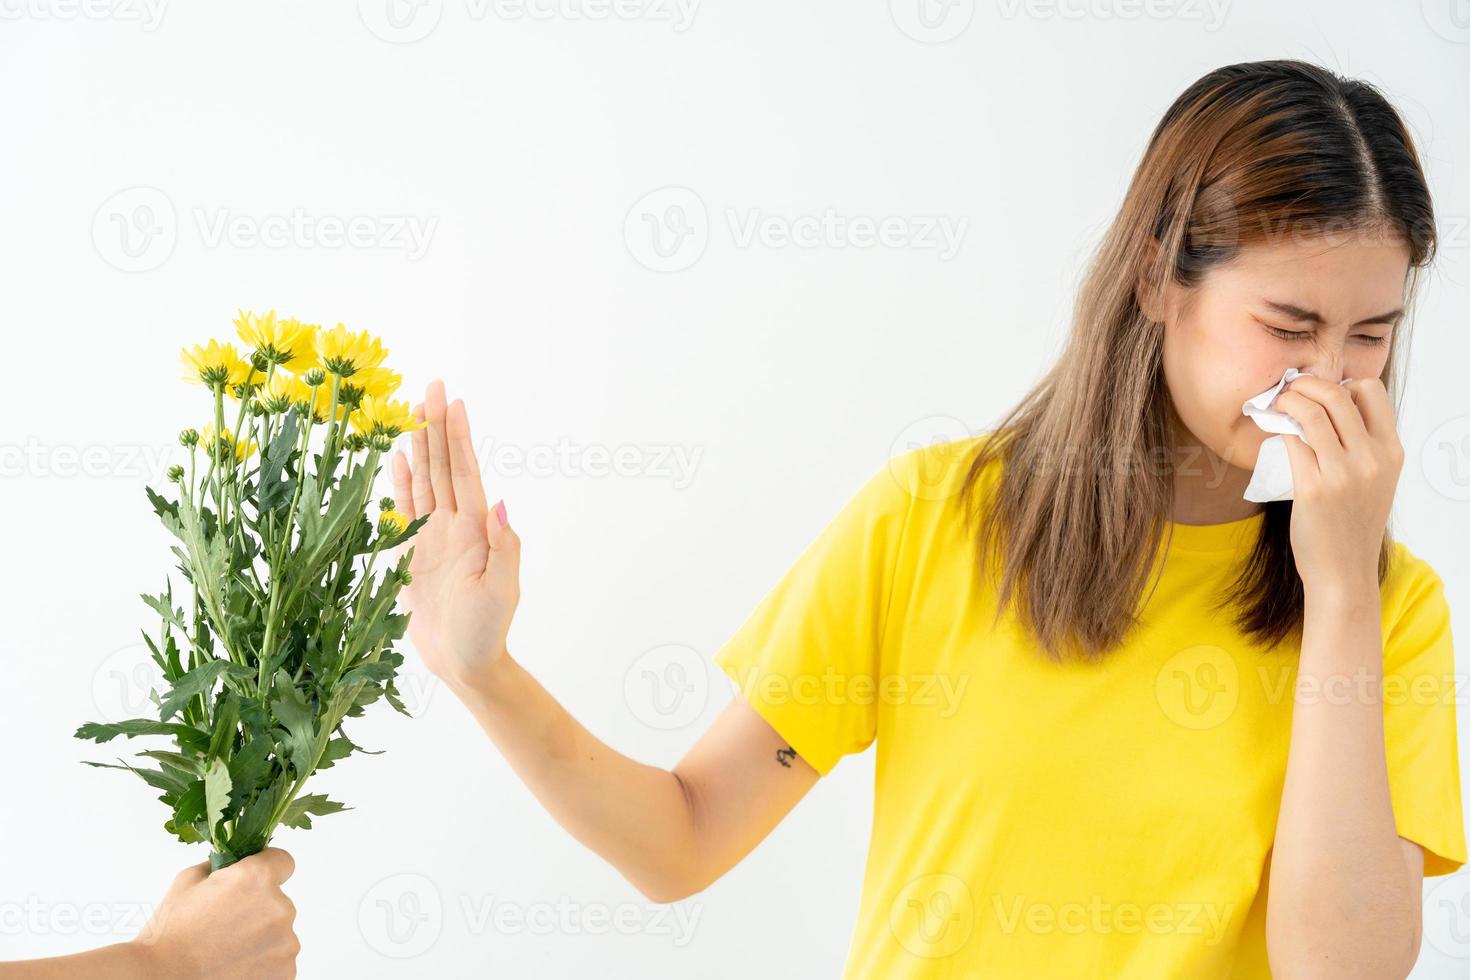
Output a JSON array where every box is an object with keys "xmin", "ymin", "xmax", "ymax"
[{"xmin": 1219, "ymin": 426, "xmax": 1267, "ymax": 473}]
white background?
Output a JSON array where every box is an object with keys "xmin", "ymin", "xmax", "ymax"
[{"xmin": 2, "ymin": 1, "xmax": 1469, "ymax": 977}]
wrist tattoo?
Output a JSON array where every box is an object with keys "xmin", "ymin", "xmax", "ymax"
[{"xmin": 775, "ymin": 745, "xmax": 797, "ymax": 768}]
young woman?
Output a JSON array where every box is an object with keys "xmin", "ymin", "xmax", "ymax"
[{"xmin": 390, "ymin": 59, "xmax": 1465, "ymax": 977}]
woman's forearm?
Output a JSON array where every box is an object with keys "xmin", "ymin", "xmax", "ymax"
[
  {"xmin": 448, "ymin": 650, "xmax": 705, "ymax": 902},
  {"xmin": 1266, "ymin": 578, "xmax": 1421, "ymax": 977},
  {"xmin": 1, "ymin": 942, "xmax": 153, "ymax": 980}
]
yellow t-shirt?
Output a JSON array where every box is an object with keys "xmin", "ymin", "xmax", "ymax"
[{"xmin": 713, "ymin": 433, "xmax": 1466, "ymax": 979}]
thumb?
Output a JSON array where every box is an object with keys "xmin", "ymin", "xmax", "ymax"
[
  {"xmin": 169, "ymin": 861, "xmax": 210, "ymax": 894},
  {"xmin": 483, "ymin": 500, "xmax": 521, "ymax": 571}
]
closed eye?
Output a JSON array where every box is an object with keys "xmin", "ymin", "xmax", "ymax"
[{"xmin": 1260, "ymin": 323, "xmax": 1388, "ymax": 346}]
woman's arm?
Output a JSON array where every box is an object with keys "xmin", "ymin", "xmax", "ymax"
[
  {"xmin": 454, "ymin": 664, "xmax": 818, "ymax": 902},
  {"xmin": 1267, "ymin": 580, "xmax": 1424, "ymax": 977},
  {"xmin": 391, "ymin": 381, "xmax": 819, "ymax": 902},
  {"xmin": 1265, "ymin": 376, "xmax": 1423, "ymax": 978},
  {"xmin": 0, "ymin": 944, "xmax": 154, "ymax": 980},
  {"xmin": 0, "ymin": 849, "xmax": 299, "ymax": 980}
]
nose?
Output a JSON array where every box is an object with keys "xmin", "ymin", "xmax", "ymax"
[{"xmin": 1300, "ymin": 347, "xmax": 1346, "ymax": 385}]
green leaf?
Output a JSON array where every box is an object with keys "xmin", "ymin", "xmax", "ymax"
[
  {"xmin": 280, "ymin": 793, "xmax": 350, "ymax": 830},
  {"xmin": 161, "ymin": 631, "xmax": 185, "ymax": 683},
  {"xmin": 172, "ymin": 490, "xmax": 232, "ymax": 647},
  {"xmin": 207, "ymin": 693, "xmax": 239, "ymax": 762},
  {"xmin": 173, "ymin": 779, "xmax": 207, "ymax": 823},
  {"xmin": 84, "ymin": 760, "xmax": 192, "ymax": 799},
  {"xmin": 227, "ymin": 735, "xmax": 276, "ymax": 811},
  {"xmin": 165, "ymin": 816, "xmax": 206, "ymax": 844},
  {"xmin": 136, "ymin": 749, "xmax": 205, "ymax": 778},
  {"xmin": 340, "ymin": 658, "xmax": 398, "ymax": 688},
  {"xmin": 314, "ymin": 733, "xmax": 379, "ymax": 771},
  {"xmin": 75, "ymin": 719, "xmax": 209, "ymax": 754},
  {"xmin": 140, "ymin": 591, "xmax": 189, "ymax": 634},
  {"xmin": 204, "ymin": 757, "xmax": 232, "ymax": 836},
  {"xmin": 384, "ymin": 679, "xmax": 412, "ymax": 717},
  {"xmin": 238, "ymin": 700, "xmax": 274, "ymax": 737},
  {"xmin": 258, "ymin": 408, "xmax": 300, "ymax": 513},
  {"xmin": 297, "ymin": 463, "xmax": 374, "ymax": 574},
  {"xmin": 145, "ymin": 486, "xmax": 181, "ymax": 535},
  {"xmin": 226, "ymin": 781, "xmax": 286, "ymax": 858},
  {"xmin": 270, "ymin": 682, "xmax": 317, "ymax": 778},
  {"xmin": 159, "ymin": 660, "xmax": 234, "ymax": 722}
]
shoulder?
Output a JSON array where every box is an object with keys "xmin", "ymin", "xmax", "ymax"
[
  {"xmin": 882, "ymin": 429, "xmax": 1002, "ymax": 511},
  {"xmin": 1383, "ymin": 540, "xmax": 1449, "ymax": 613},
  {"xmin": 1380, "ymin": 540, "xmax": 1453, "ymax": 670}
]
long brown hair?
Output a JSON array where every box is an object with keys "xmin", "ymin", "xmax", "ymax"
[{"xmin": 960, "ymin": 59, "xmax": 1436, "ymax": 664}]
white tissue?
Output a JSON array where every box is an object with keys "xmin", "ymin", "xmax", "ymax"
[{"xmin": 1240, "ymin": 367, "xmax": 1351, "ymax": 502}]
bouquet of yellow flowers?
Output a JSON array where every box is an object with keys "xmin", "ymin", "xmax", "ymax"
[{"xmin": 76, "ymin": 311, "xmax": 425, "ymax": 871}]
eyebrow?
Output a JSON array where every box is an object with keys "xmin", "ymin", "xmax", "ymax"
[{"xmin": 1261, "ymin": 300, "xmax": 1403, "ymax": 328}]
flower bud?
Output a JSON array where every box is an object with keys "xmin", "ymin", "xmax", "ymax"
[
  {"xmin": 370, "ymin": 435, "xmax": 394, "ymax": 453},
  {"xmin": 379, "ymin": 496, "xmax": 396, "ymax": 511},
  {"xmin": 378, "ymin": 510, "xmax": 409, "ymax": 536},
  {"xmin": 179, "ymin": 428, "xmax": 200, "ymax": 447},
  {"xmin": 303, "ymin": 368, "xmax": 326, "ymax": 386},
  {"xmin": 167, "ymin": 464, "xmax": 186, "ymax": 483}
]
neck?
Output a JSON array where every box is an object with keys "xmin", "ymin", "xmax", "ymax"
[{"xmin": 1167, "ymin": 408, "xmax": 1266, "ymax": 526}]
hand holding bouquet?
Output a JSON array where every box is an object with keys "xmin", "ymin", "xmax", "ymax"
[{"xmin": 77, "ymin": 311, "xmax": 425, "ymax": 871}]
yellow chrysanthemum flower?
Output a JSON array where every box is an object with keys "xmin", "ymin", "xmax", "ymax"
[
  {"xmin": 378, "ymin": 510, "xmax": 410, "ymax": 535},
  {"xmin": 315, "ymin": 324, "xmax": 388, "ymax": 377},
  {"xmin": 350, "ymin": 395, "xmax": 422, "ymax": 438},
  {"xmin": 255, "ymin": 374, "xmax": 298, "ymax": 414},
  {"xmin": 181, "ymin": 340, "xmax": 252, "ymax": 390},
  {"xmin": 234, "ymin": 310, "xmax": 319, "ymax": 373},
  {"xmin": 283, "ymin": 376, "xmax": 343, "ymax": 424},
  {"xmin": 338, "ymin": 366, "xmax": 403, "ymax": 408},
  {"xmin": 201, "ymin": 424, "xmax": 258, "ymax": 463}
]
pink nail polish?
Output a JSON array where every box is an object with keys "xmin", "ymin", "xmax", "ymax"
[{"xmin": 493, "ymin": 500, "xmax": 508, "ymax": 527}]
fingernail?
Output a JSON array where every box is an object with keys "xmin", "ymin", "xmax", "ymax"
[{"xmin": 493, "ymin": 499, "xmax": 508, "ymax": 527}]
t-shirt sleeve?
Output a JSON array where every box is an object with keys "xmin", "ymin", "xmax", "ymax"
[
  {"xmin": 711, "ymin": 453, "xmax": 916, "ymax": 776},
  {"xmin": 1382, "ymin": 560, "xmax": 1468, "ymax": 878}
]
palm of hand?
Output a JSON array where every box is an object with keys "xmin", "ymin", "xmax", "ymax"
[{"xmin": 391, "ymin": 380, "xmax": 520, "ymax": 687}]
